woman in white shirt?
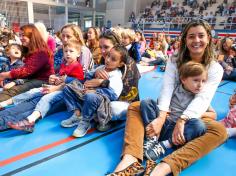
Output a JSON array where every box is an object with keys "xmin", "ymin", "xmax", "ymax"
[{"xmin": 108, "ymin": 19, "xmax": 227, "ymax": 176}]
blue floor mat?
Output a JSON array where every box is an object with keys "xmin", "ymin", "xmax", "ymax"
[{"xmin": 1, "ymin": 69, "xmax": 236, "ymax": 176}]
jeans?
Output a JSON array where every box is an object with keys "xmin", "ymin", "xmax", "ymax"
[
  {"xmin": 140, "ymin": 98, "xmax": 206, "ymax": 145},
  {"xmin": 63, "ymin": 85, "xmax": 103, "ymax": 122},
  {"xmin": 0, "ymin": 97, "xmax": 41, "ymax": 130},
  {"xmin": 35, "ymin": 91, "xmax": 64, "ymax": 118},
  {"xmin": 12, "ymin": 87, "xmax": 43, "ymax": 105},
  {"xmin": 140, "ymin": 99, "xmax": 160, "ymax": 126},
  {"xmin": 223, "ymin": 69, "xmax": 236, "ymax": 81}
]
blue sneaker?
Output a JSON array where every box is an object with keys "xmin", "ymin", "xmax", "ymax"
[
  {"xmin": 144, "ymin": 142, "xmax": 166, "ymax": 161},
  {"xmin": 73, "ymin": 120, "xmax": 91, "ymax": 137},
  {"xmin": 61, "ymin": 113, "xmax": 81, "ymax": 128},
  {"xmin": 143, "ymin": 136, "xmax": 158, "ymax": 152}
]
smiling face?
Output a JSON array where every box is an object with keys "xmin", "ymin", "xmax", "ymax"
[
  {"xmin": 185, "ymin": 25, "xmax": 210, "ymax": 59},
  {"xmin": 19, "ymin": 31, "xmax": 30, "ymax": 47},
  {"xmin": 105, "ymin": 48, "xmax": 123, "ymax": 72},
  {"xmin": 99, "ymin": 38, "xmax": 115, "ymax": 58},
  {"xmin": 63, "ymin": 46, "xmax": 80, "ymax": 65},
  {"xmin": 181, "ymin": 73, "xmax": 207, "ymax": 94}
]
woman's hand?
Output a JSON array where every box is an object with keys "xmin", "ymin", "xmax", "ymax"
[
  {"xmin": 3, "ymin": 82, "xmax": 16, "ymax": 90},
  {"xmin": 146, "ymin": 117, "xmax": 165, "ymax": 138},
  {"xmin": 84, "ymin": 79, "xmax": 104, "ymax": 89},
  {"xmin": 172, "ymin": 119, "xmax": 186, "ymax": 146},
  {"xmin": 95, "ymin": 69, "xmax": 109, "ymax": 80}
]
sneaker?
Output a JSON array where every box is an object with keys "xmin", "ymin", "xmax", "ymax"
[
  {"xmin": 73, "ymin": 120, "xmax": 91, "ymax": 137},
  {"xmin": 143, "ymin": 136, "xmax": 158, "ymax": 152},
  {"xmin": 61, "ymin": 113, "xmax": 81, "ymax": 128},
  {"xmin": 145, "ymin": 142, "xmax": 166, "ymax": 161},
  {"xmin": 96, "ymin": 122, "xmax": 112, "ymax": 132},
  {"xmin": 7, "ymin": 119, "xmax": 35, "ymax": 133}
]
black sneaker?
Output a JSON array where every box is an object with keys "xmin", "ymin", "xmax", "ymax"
[
  {"xmin": 96, "ymin": 122, "xmax": 112, "ymax": 132},
  {"xmin": 145, "ymin": 142, "xmax": 166, "ymax": 161}
]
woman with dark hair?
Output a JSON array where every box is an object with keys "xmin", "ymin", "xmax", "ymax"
[
  {"xmin": 108, "ymin": 19, "xmax": 227, "ymax": 176},
  {"xmin": 0, "ymin": 24, "xmax": 54, "ymax": 101}
]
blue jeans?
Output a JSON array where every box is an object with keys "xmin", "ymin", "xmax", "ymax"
[
  {"xmin": 63, "ymin": 86, "xmax": 102, "ymax": 122},
  {"xmin": 140, "ymin": 99, "xmax": 206, "ymax": 146},
  {"xmin": 0, "ymin": 97, "xmax": 41, "ymax": 130},
  {"xmin": 34, "ymin": 91, "xmax": 64, "ymax": 118},
  {"xmin": 140, "ymin": 99, "xmax": 160, "ymax": 126},
  {"xmin": 223, "ymin": 69, "xmax": 236, "ymax": 81},
  {"xmin": 12, "ymin": 87, "xmax": 43, "ymax": 105}
]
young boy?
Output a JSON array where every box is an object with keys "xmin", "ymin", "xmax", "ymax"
[
  {"xmin": 140, "ymin": 61, "xmax": 211, "ymax": 161},
  {"xmin": 0, "ymin": 44, "xmax": 24, "ymax": 90}
]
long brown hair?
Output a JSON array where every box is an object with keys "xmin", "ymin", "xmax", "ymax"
[
  {"xmin": 177, "ymin": 19, "xmax": 215, "ymax": 70},
  {"xmin": 20, "ymin": 24, "xmax": 49, "ymax": 56}
]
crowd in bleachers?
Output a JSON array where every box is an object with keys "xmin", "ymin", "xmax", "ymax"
[
  {"xmin": 129, "ymin": 0, "xmax": 236, "ymax": 29},
  {"xmin": 0, "ymin": 16, "xmax": 236, "ymax": 176}
]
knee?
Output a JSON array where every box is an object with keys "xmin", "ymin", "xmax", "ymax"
[
  {"xmin": 83, "ymin": 93, "xmax": 101, "ymax": 106},
  {"xmin": 209, "ymin": 120, "xmax": 228, "ymax": 141},
  {"xmin": 185, "ymin": 119, "xmax": 206, "ymax": 139}
]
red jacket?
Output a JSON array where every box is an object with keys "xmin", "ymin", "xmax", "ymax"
[
  {"xmin": 59, "ymin": 61, "xmax": 84, "ymax": 81},
  {"xmin": 10, "ymin": 50, "xmax": 54, "ymax": 81}
]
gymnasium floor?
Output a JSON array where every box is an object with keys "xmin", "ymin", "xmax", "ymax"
[{"xmin": 0, "ymin": 66, "xmax": 235, "ymax": 176}]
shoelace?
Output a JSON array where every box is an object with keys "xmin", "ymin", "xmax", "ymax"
[
  {"xmin": 144, "ymin": 160, "xmax": 157, "ymax": 176},
  {"xmin": 152, "ymin": 143, "xmax": 165, "ymax": 157},
  {"xmin": 144, "ymin": 136, "xmax": 158, "ymax": 150}
]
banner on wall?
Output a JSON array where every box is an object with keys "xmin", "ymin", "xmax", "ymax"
[{"xmin": 12, "ymin": 22, "xmax": 20, "ymax": 33}]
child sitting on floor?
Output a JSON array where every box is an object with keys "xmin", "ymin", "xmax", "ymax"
[
  {"xmin": 4, "ymin": 40, "xmax": 84, "ymax": 132},
  {"xmin": 220, "ymin": 91, "xmax": 236, "ymax": 138},
  {"xmin": 61, "ymin": 45, "xmax": 128, "ymax": 137},
  {"xmin": 0, "ymin": 44, "xmax": 24, "ymax": 91},
  {"xmin": 140, "ymin": 61, "xmax": 215, "ymax": 161}
]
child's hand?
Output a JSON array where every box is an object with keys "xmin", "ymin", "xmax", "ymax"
[
  {"xmin": 172, "ymin": 119, "xmax": 186, "ymax": 146},
  {"xmin": 3, "ymin": 82, "xmax": 16, "ymax": 90},
  {"xmin": 84, "ymin": 79, "xmax": 103, "ymax": 88},
  {"xmin": 49, "ymin": 75, "xmax": 57, "ymax": 84},
  {"xmin": 95, "ymin": 69, "xmax": 109, "ymax": 80},
  {"xmin": 41, "ymin": 85, "xmax": 58, "ymax": 94}
]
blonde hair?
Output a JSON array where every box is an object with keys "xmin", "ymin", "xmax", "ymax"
[
  {"xmin": 61, "ymin": 24, "xmax": 85, "ymax": 46},
  {"xmin": 121, "ymin": 28, "xmax": 136, "ymax": 42},
  {"xmin": 34, "ymin": 22, "xmax": 49, "ymax": 42},
  {"xmin": 63, "ymin": 39, "xmax": 81, "ymax": 53}
]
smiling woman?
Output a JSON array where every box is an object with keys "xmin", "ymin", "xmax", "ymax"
[
  {"xmin": 108, "ymin": 19, "xmax": 227, "ymax": 176},
  {"xmin": 0, "ymin": 24, "xmax": 54, "ymax": 102}
]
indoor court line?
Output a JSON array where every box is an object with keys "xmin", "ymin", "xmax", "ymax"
[{"xmin": 1, "ymin": 126, "xmax": 125, "ymax": 176}]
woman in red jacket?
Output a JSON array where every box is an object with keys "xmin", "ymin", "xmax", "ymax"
[{"xmin": 0, "ymin": 24, "xmax": 54, "ymax": 101}]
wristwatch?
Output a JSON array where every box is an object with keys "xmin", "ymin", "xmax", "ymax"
[{"xmin": 179, "ymin": 115, "xmax": 189, "ymax": 122}]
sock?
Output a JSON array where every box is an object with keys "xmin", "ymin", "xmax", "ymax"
[
  {"xmin": 27, "ymin": 111, "xmax": 41, "ymax": 123},
  {"xmin": 161, "ymin": 140, "xmax": 172, "ymax": 149},
  {"xmin": 226, "ymin": 128, "xmax": 236, "ymax": 138},
  {"xmin": 0, "ymin": 102, "xmax": 8, "ymax": 107}
]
